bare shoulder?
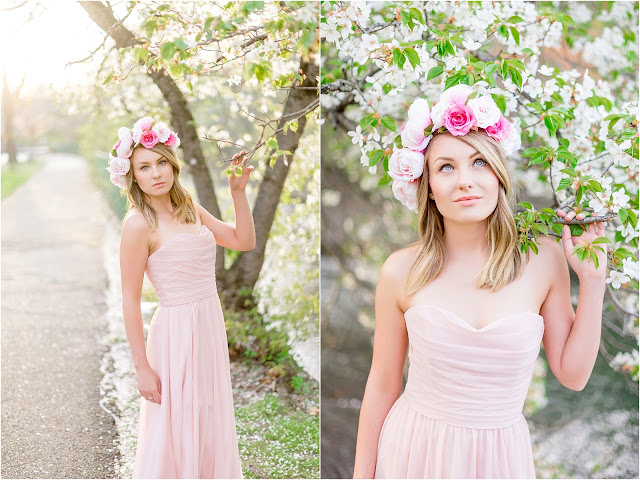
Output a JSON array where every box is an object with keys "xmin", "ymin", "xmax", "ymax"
[
  {"xmin": 121, "ymin": 209, "xmax": 149, "ymax": 240},
  {"xmin": 380, "ymin": 243, "xmax": 420, "ymax": 284},
  {"xmin": 526, "ymin": 234, "xmax": 568, "ymax": 281}
]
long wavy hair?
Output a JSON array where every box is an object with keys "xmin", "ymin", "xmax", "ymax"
[
  {"xmin": 404, "ymin": 130, "xmax": 525, "ymax": 296},
  {"xmin": 123, "ymin": 143, "xmax": 197, "ymax": 231}
]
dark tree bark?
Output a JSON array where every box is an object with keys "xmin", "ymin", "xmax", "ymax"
[
  {"xmin": 2, "ymin": 72, "xmax": 24, "ymax": 166},
  {"xmin": 78, "ymin": 1, "xmax": 225, "ymax": 272},
  {"xmin": 218, "ymin": 56, "xmax": 319, "ymax": 307}
]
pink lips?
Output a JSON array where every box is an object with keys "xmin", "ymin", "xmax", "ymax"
[
  {"xmin": 455, "ymin": 196, "xmax": 481, "ymax": 206},
  {"xmin": 153, "ymin": 182, "xmax": 165, "ymax": 188}
]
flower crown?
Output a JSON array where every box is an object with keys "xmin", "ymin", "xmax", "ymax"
[
  {"xmin": 389, "ymin": 84, "xmax": 521, "ymax": 211},
  {"xmin": 107, "ymin": 116, "xmax": 181, "ymax": 189}
]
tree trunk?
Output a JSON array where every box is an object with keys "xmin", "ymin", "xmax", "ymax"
[
  {"xmin": 78, "ymin": 1, "xmax": 225, "ymax": 272},
  {"xmin": 218, "ymin": 56, "xmax": 319, "ymax": 308},
  {"xmin": 2, "ymin": 72, "xmax": 23, "ymax": 166}
]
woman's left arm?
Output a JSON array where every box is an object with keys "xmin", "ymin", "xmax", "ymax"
[
  {"xmin": 539, "ymin": 210, "xmax": 607, "ymax": 391},
  {"xmin": 198, "ymin": 151, "xmax": 256, "ymax": 251}
]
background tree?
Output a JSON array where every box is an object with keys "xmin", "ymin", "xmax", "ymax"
[{"xmin": 79, "ymin": 0, "xmax": 319, "ymax": 308}]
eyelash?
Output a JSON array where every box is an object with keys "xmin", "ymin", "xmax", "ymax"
[{"xmin": 440, "ymin": 158, "xmax": 486, "ymax": 171}]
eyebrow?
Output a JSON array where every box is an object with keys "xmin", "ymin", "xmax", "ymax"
[
  {"xmin": 433, "ymin": 151, "xmax": 481, "ymax": 162},
  {"xmin": 135, "ymin": 156, "xmax": 165, "ymax": 166}
]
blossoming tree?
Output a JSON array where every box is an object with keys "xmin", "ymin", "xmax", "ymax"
[
  {"xmin": 321, "ymin": 1, "xmax": 638, "ymax": 387},
  {"xmin": 78, "ymin": 0, "xmax": 319, "ymax": 308}
]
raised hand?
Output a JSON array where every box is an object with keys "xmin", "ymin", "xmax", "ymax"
[
  {"xmin": 557, "ymin": 209, "xmax": 608, "ymax": 280},
  {"xmin": 229, "ymin": 150, "xmax": 254, "ymax": 192}
]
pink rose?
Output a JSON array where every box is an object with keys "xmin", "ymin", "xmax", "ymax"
[
  {"xmin": 392, "ymin": 179, "xmax": 418, "ymax": 212},
  {"xmin": 140, "ymin": 130, "xmax": 159, "ymax": 149},
  {"xmin": 107, "ymin": 155, "xmax": 130, "ymax": 175},
  {"xmin": 165, "ymin": 131, "xmax": 179, "ymax": 147},
  {"xmin": 109, "ymin": 172, "xmax": 127, "ymax": 189},
  {"xmin": 388, "ymin": 147, "xmax": 424, "ymax": 182},
  {"xmin": 134, "ymin": 116, "xmax": 154, "ymax": 132},
  {"xmin": 443, "ymin": 104, "xmax": 476, "ymax": 136},
  {"xmin": 485, "ymin": 116, "xmax": 511, "ymax": 142},
  {"xmin": 401, "ymin": 120, "xmax": 432, "ymax": 152}
]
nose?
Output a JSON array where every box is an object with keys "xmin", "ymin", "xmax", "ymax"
[{"xmin": 456, "ymin": 166, "xmax": 474, "ymax": 190}]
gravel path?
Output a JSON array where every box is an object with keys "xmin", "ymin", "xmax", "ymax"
[{"xmin": 2, "ymin": 154, "xmax": 117, "ymax": 478}]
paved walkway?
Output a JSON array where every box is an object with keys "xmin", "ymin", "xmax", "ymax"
[{"xmin": 2, "ymin": 154, "xmax": 117, "ymax": 478}]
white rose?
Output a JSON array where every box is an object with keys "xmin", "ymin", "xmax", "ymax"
[
  {"xmin": 388, "ymin": 147, "xmax": 424, "ymax": 182},
  {"xmin": 107, "ymin": 155, "xmax": 130, "ymax": 175},
  {"xmin": 132, "ymin": 126, "xmax": 143, "ymax": 144},
  {"xmin": 430, "ymin": 100, "xmax": 448, "ymax": 129},
  {"xmin": 152, "ymin": 122, "xmax": 171, "ymax": 143},
  {"xmin": 467, "ymin": 95, "xmax": 501, "ymax": 129},
  {"xmin": 401, "ymin": 120, "xmax": 432, "ymax": 151},
  {"xmin": 392, "ymin": 179, "xmax": 418, "ymax": 212},
  {"xmin": 109, "ymin": 172, "xmax": 128, "ymax": 189},
  {"xmin": 501, "ymin": 125, "xmax": 522, "ymax": 156},
  {"xmin": 115, "ymin": 140, "xmax": 132, "ymax": 159},
  {"xmin": 117, "ymin": 127, "xmax": 133, "ymax": 145},
  {"xmin": 408, "ymin": 98, "xmax": 431, "ymax": 127}
]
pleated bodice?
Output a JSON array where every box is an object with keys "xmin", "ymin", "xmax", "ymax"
[
  {"xmin": 145, "ymin": 225, "xmax": 217, "ymax": 307},
  {"xmin": 403, "ymin": 304, "xmax": 545, "ymax": 429}
]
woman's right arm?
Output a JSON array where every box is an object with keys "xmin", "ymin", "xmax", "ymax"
[
  {"xmin": 120, "ymin": 213, "xmax": 162, "ymax": 404},
  {"xmin": 353, "ymin": 252, "xmax": 410, "ymax": 478}
]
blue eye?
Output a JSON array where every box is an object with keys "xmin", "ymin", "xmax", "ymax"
[
  {"xmin": 474, "ymin": 158, "xmax": 486, "ymax": 166},
  {"xmin": 440, "ymin": 164, "xmax": 453, "ymax": 172},
  {"xmin": 140, "ymin": 166, "xmax": 148, "ymax": 170},
  {"xmin": 159, "ymin": 160, "xmax": 167, "ymax": 165}
]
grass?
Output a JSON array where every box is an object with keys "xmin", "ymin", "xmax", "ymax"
[
  {"xmin": 236, "ymin": 394, "xmax": 319, "ymax": 479},
  {"xmin": 1, "ymin": 160, "xmax": 44, "ymax": 200}
]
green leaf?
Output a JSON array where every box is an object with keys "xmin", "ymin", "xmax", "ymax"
[
  {"xmin": 589, "ymin": 251, "xmax": 600, "ymax": 270},
  {"xmin": 404, "ymin": 48, "xmax": 421, "ymax": 69},
  {"xmin": 134, "ymin": 47, "xmax": 149, "ymax": 63},
  {"xmin": 619, "ymin": 208, "xmax": 629, "ymax": 224},
  {"xmin": 592, "ymin": 236, "xmax": 611, "ymax": 244},
  {"xmin": 532, "ymin": 223, "xmax": 549, "ymax": 235},
  {"xmin": 381, "ymin": 116, "xmax": 396, "ymax": 132},
  {"xmin": 510, "ymin": 26, "xmax": 520, "ymax": 45},
  {"xmin": 378, "ymin": 173, "xmax": 393, "ymax": 186},
  {"xmin": 169, "ymin": 63, "xmax": 183, "ymax": 77},
  {"xmin": 174, "ymin": 38, "xmax": 188, "ymax": 51},
  {"xmin": 161, "ymin": 42, "xmax": 176, "ymax": 60},
  {"xmin": 103, "ymin": 72, "xmax": 114, "ymax": 86},
  {"xmin": 507, "ymin": 15, "xmax": 524, "ymax": 23},
  {"xmin": 556, "ymin": 178, "xmax": 572, "ymax": 191},
  {"xmin": 541, "ymin": 208, "xmax": 556, "ymax": 216},
  {"xmin": 508, "ymin": 67, "xmax": 522, "ymax": 90},
  {"xmin": 587, "ymin": 180, "xmax": 603, "ymax": 192},
  {"xmin": 393, "ymin": 49, "xmax": 405, "ymax": 68},
  {"xmin": 560, "ymin": 168, "xmax": 576, "ymax": 177},
  {"xmin": 519, "ymin": 201, "xmax": 533, "ymax": 210},
  {"xmin": 408, "ymin": 7, "xmax": 424, "ymax": 23},
  {"xmin": 427, "ymin": 65, "xmax": 444, "ymax": 81},
  {"xmin": 522, "ymin": 147, "xmax": 539, "ymax": 157},
  {"xmin": 484, "ymin": 62, "xmax": 498, "ymax": 76},
  {"xmin": 368, "ymin": 149, "xmax": 384, "ymax": 167}
]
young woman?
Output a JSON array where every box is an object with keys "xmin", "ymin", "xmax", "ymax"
[
  {"xmin": 353, "ymin": 86, "xmax": 607, "ymax": 479},
  {"xmin": 111, "ymin": 117, "xmax": 255, "ymax": 478}
]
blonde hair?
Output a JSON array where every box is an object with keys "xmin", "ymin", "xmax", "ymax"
[
  {"xmin": 123, "ymin": 143, "xmax": 197, "ymax": 231},
  {"xmin": 405, "ymin": 130, "xmax": 525, "ymax": 296}
]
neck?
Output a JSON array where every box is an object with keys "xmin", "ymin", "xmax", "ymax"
[
  {"xmin": 442, "ymin": 218, "xmax": 491, "ymax": 264},
  {"xmin": 147, "ymin": 193, "xmax": 173, "ymax": 215}
]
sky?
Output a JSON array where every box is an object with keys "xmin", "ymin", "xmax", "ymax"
[{"xmin": 0, "ymin": 0, "xmax": 106, "ymax": 94}]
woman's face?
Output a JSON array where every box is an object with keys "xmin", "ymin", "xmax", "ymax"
[
  {"xmin": 130, "ymin": 148, "xmax": 175, "ymax": 196},
  {"xmin": 426, "ymin": 134, "xmax": 500, "ymax": 225}
]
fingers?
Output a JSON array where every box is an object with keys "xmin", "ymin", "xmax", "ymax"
[
  {"xmin": 231, "ymin": 150, "xmax": 247, "ymax": 165},
  {"xmin": 561, "ymin": 224, "xmax": 574, "ymax": 257}
]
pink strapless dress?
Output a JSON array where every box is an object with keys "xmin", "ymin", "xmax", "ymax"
[
  {"xmin": 133, "ymin": 225, "xmax": 242, "ymax": 479},
  {"xmin": 375, "ymin": 304, "xmax": 544, "ymax": 479}
]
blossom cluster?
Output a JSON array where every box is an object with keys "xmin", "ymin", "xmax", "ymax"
[
  {"xmin": 107, "ymin": 117, "xmax": 180, "ymax": 189},
  {"xmin": 609, "ymin": 349, "xmax": 639, "ymax": 381},
  {"xmin": 389, "ymin": 84, "xmax": 521, "ymax": 211}
]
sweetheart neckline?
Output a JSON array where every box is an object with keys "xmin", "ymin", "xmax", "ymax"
[
  {"xmin": 148, "ymin": 224, "xmax": 211, "ymax": 259},
  {"xmin": 404, "ymin": 304, "xmax": 543, "ymax": 332}
]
